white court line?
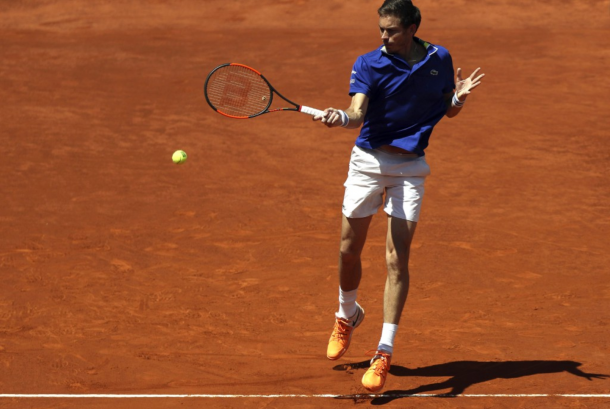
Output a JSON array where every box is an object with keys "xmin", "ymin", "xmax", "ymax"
[{"xmin": 0, "ymin": 394, "xmax": 609, "ymax": 398}]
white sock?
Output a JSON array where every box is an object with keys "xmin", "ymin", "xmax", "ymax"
[
  {"xmin": 377, "ymin": 323, "xmax": 398, "ymax": 354},
  {"xmin": 337, "ymin": 287, "xmax": 358, "ymax": 319}
]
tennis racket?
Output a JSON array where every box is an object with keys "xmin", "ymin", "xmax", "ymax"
[{"xmin": 204, "ymin": 63, "xmax": 325, "ymax": 119}]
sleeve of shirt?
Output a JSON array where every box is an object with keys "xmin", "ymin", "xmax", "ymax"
[
  {"xmin": 441, "ymin": 50, "xmax": 455, "ymax": 94},
  {"xmin": 349, "ymin": 56, "xmax": 371, "ymax": 96}
]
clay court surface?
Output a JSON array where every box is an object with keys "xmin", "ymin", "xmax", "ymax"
[{"xmin": 1, "ymin": 0, "xmax": 610, "ymax": 407}]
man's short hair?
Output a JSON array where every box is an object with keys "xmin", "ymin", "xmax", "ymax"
[{"xmin": 378, "ymin": 0, "xmax": 421, "ymax": 31}]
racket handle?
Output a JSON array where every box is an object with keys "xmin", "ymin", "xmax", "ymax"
[{"xmin": 299, "ymin": 105, "xmax": 326, "ymax": 118}]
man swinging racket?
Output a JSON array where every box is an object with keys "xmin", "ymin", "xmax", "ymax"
[{"xmin": 314, "ymin": 0, "xmax": 485, "ymax": 392}]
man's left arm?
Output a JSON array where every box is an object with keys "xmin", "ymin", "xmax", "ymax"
[{"xmin": 445, "ymin": 67, "xmax": 485, "ymax": 118}]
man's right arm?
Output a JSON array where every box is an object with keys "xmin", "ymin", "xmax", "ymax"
[
  {"xmin": 344, "ymin": 93, "xmax": 369, "ymax": 129},
  {"xmin": 314, "ymin": 93, "xmax": 369, "ymax": 129}
]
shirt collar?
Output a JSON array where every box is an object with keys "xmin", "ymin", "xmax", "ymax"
[{"xmin": 379, "ymin": 37, "xmax": 438, "ymax": 58}]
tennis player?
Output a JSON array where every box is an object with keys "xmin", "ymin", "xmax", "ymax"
[{"xmin": 313, "ymin": 0, "xmax": 484, "ymax": 392}]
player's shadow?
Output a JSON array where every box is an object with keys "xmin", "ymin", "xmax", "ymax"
[{"xmin": 333, "ymin": 359, "xmax": 608, "ymax": 405}]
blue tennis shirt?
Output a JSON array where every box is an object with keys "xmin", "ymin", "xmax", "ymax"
[{"xmin": 349, "ymin": 37, "xmax": 455, "ymax": 156}]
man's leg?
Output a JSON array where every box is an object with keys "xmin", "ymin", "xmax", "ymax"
[
  {"xmin": 339, "ymin": 214, "xmax": 373, "ymax": 291},
  {"xmin": 362, "ymin": 215, "xmax": 417, "ymax": 391},
  {"xmin": 327, "ymin": 214, "xmax": 372, "ymax": 360},
  {"xmin": 383, "ymin": 216, "xmax": 417, "ymax": 325}
]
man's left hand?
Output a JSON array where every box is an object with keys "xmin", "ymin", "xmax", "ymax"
[{"xmin": 455, "ymin": 67, "xmax": 485, "ymax": 100}]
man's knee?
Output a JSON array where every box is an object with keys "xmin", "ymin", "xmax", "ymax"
[
  {"xmin": 339, "ymin": 246, "xmax": 361, "ymax": 267},
  {"xmin": 386, "ymin": 248, "xmax": 410, "ymax": 275}
]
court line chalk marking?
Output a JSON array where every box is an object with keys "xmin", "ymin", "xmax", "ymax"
[{"xmin": 1, "ymin": 394, "xmax": 609, "ymax": 399}]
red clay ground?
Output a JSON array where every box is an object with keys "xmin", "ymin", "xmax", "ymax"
[{"xmin": 1, "ymin": 1, "xmax": 610, "ymax": 408}]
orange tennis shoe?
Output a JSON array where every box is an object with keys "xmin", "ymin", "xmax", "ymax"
[
  {"xmin": 362, "ymin": 350, "xmax": 392, "ymax": 392},
  {"xmin": 326, "ymin": 303, "xmax": 365, "ymax": 360}
]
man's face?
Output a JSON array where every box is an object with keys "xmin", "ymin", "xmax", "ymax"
[{"xmin": 379, "ymin": 15, "xmax": 415, "ymax": 54}]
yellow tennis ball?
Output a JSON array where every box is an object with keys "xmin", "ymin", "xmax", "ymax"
[{"xmin": 172, "ymin": 150, "xmax": 187, "ymax": 164}]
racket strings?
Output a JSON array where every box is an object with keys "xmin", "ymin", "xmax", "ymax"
[{"xmin": 206, "ymin": 66, "xmax": 271, "ymax": 117}]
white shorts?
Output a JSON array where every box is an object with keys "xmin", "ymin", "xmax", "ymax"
[{"xmin": 342, "ymin": 145, "xmax": 431, "ymax": 222}]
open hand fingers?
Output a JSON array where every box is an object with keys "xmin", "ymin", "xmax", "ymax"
[
  {"xmin": 473, "ymin": 73, "xmax": 485, "ymax": 83},
  {"xmin": 469, "ymin": 80, "xmax": 482, "ymax": 90},
  {"xmin": 468, "ymin": 67, "xmax": 482, "ymax": 80},
  {"xmin": 468, "ymin": 72, "xmax": 485, "ymax": 90}
]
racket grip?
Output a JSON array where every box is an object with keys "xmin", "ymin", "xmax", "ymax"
[{"xmin": 299, "ymin": 105, "xmax": 326, "ymax": 118}]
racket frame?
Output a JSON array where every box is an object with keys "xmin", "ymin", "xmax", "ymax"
[{"xmin": 204, "ymin": 63, "xmax": 323, "ymax": 119}]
